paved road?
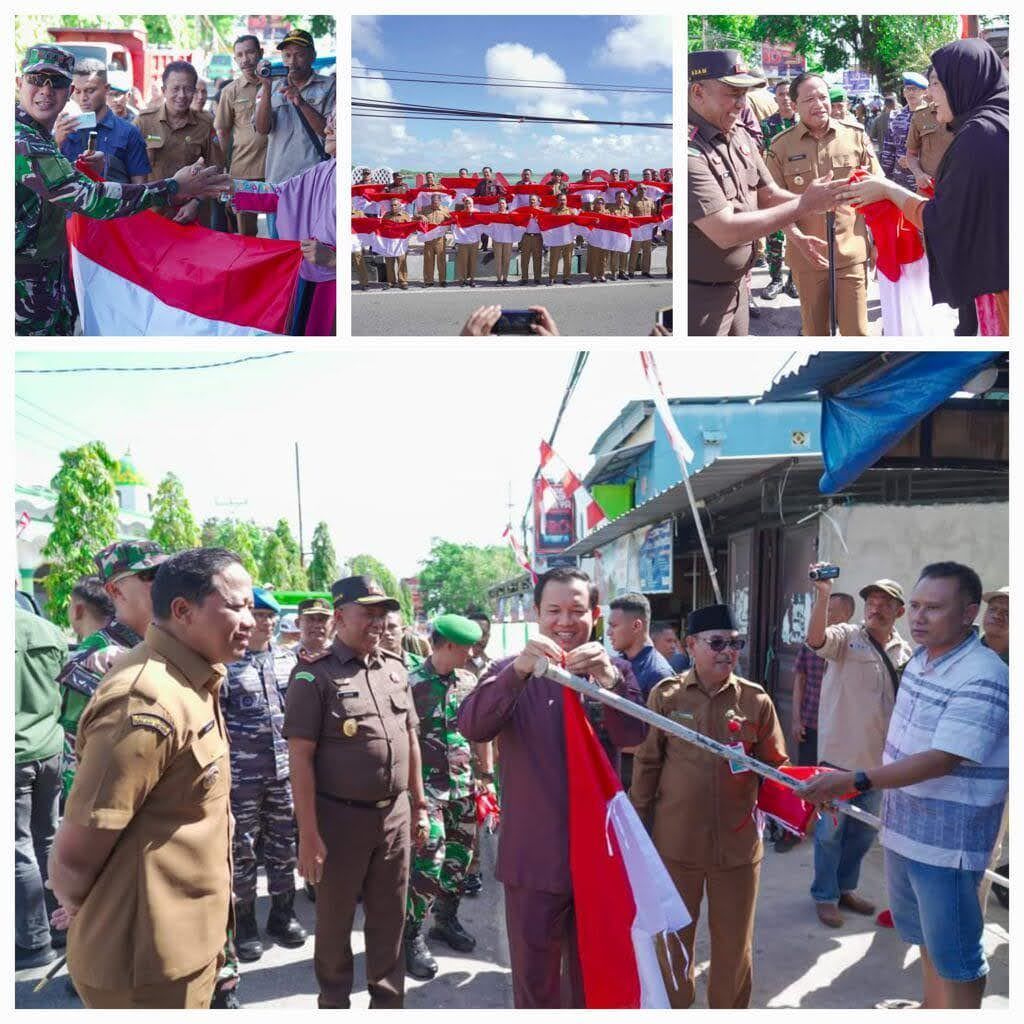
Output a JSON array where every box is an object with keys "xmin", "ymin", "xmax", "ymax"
[{"xmin": 15, "ymin": 828, "xmax": 1008, "ymax": 1009}]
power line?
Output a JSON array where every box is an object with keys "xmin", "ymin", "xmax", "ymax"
[
  {"xmin": 356, "ymin": 65, "xmax": 671, "ymax": 93},
  {"xmin": 16, "ymin": 394, "xmax": 92, "ymax": 439},
  {"xmin": 16, "ymin": 351, "xmax": 295, "ymax": 375},
  {"xmin": 353, "ymin": 100, "xmax": 671, "ymax": 129},
  {"xmin": 353, "ymin": 73, "xmax": 670, "ymax": 95},
  {"xmin": 14, "ymin": 409, "xmax": 77, "ymax": 444},
  {"xmin": 15, "ymin": 429, "xmax": 62, "ymax": 454}
]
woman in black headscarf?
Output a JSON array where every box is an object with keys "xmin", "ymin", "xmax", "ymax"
[{"xmin": 839, "ymin": 38, "xmax": 1009, "ymax": 335}]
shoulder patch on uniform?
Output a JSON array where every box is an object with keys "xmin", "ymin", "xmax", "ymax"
[
  {"xmin": 130, "ymin": 712, "xmax": 172, "ymax": 737},
  {"xmin": 688, "ymin": 122, "xmax": 699, "ymax": 141},
  {"xmin": 294, "ymin": 671, "xmax": 317, "ymax": 683},
  {"xmin": 298, "ymin": 649, "xmax": 331, "ymax": 664},
  {"xmin": 773, "ymin": 124, "xmax": 798, "ymax": 142},
  {"xmin": 687, "ymin": 145, "xmax": 702, "ymax": 158}
]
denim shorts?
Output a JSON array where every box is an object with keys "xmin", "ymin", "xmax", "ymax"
[{"xmin": 884, "ymin": 847, "xmax": 988, "ymax": 982}]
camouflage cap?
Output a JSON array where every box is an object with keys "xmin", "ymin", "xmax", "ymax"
[
  {"xmin": 94, "ymin": 540, "xmax": 169, "ymax": 582},
  {"xmin": 22, "ymin": 45, "xmax": 76, "ymax": 83}
]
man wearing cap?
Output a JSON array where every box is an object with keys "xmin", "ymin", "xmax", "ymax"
[
  {"xmin": 284, "ymin": 575, "xmax": 430, "ymax": 1008},
  {"xmin": 296, "ymin": 596, "xmax": 333, "ymax": 661},
  {"xmin": 980, "ymin": 586, "xmax": 1009, "ymax": 664},
  {"xmin": 222, "ymin": 587, "xmax": 305, "ymax": 965},
  {"xmin": 631, "ymin": 603, "xmax": 787, "ymax": 1008},
  {"xmin": 829, "ymin": 86, "xmax": 853, "ymax": 123},
  {"xmin": 106, "ymin": 70, "xmax": 137, "ymax": 122},
  {"xmin": 765, "ymin": 73, "xmax": 882, "ymax": 336},
  {"xmin": 382, "ymin": 195, "xmax": 414, "ymax": 289},
  {"xmin": 688, "ymin": 51, "xmax": 846, "ymax": 336},
  {"xmin": 804, "ymin": 563, "xmax": 913, "ymax": 928},
  {"xmin": 880, "ymin": 73, "xmax": 928, "ymax": 193},
  {"xmin": 279, "ymin": 612, "xmax": 301, "ymax": 649},
  {"xmin": 254, "ymin": 29, "xmax": 336, "ymax": 194},
  {"xmin": 56, "ymin": 541, "xmax": 168, "ymax": 800},
  {"xmin": 404, "ymin": 614, "xmax": 484, "ymax": 980},
  {"xmin": 15, "ymin": 44, "xmax": 230, "ymax": 335},
  {"xmin": 906, "ymin": 93, "xmax": 954, "ymax": 193},
  {"xmin": 760, "ymin": 80, "xmax": 800, "ymax": 301}
]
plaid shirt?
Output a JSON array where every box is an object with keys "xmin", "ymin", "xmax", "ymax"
[{"xmin": 794, "ymin": 643, "xmax": 826, "ymax": 729}]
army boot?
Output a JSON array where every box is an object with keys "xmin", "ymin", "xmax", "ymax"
[
  {"xmin": 429, "ymin": 893, "xmax": 476, "ymax": 953},
  {"xmin": 762, "ymin": 271, "xmax": 785, "ymax": 300},
  {"xmin": 404, "ymin": 918, "xmax": 438, "ymax": 980},
  {"xmin": 784, "ymin": 272, "xmax": 799, "ymax": 299},
  {"xmin": 234, "ymin": 900, "xmax": 263, "ymax": 962},
  {"xmin": 266, "ymin": 890, "xmax": 307, "ymax": 948}
]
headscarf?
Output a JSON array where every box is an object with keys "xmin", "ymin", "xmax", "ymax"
[{"xmin": 921, "ymin": 38, "xmax": 1008, "ymax": 307}]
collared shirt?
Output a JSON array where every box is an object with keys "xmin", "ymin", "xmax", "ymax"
[
  {"xmin": 881, "ymin": 632, "xmax": 1009, "ymax": 870},
  {"xmin": 761, "ymin": 112, "xmax": 797, "ymax": 149},
  {"xmin": 135, "ymin": 101, "xmax": 224, "ymax": 181},
  {"xmin": 60, "ymin": 106, "xmax": 151, "ymax": 184},
  {"xmin": 214, "ymin": 76, "xmax": 268, "ymax": 180},
  {"xmin": 630, "ymin": 669, "xmax": 788, "ymax": 869},
  {"xmin": 261, "ymin": 71, "xmax": 336, "ymax": 183},
  {"xmin": 473, "ymin": 178, "xmax": 506, "ymax": 197},
  {"xmin": 409, "ymin": 656, "xmax": 476, "ymax": 801},
  {"xmin": 65, "ymin": 625, "xmax": 231, "ymax": 989},
  {"xmin": 813, "ymin": 621, "xmax": 913, "ymax": 769},
  {"xmin": 283, "ymin": 637, "xmax": 417, "ymax": 803},
  {"xmin": 879, "ymin": 104, "xmax": 918, "ymax": 190},
  {"xmin": 626, "ymin": 643, "xmax": 675, "ymax": 701},
  {"xmin": 906, "ymin": 105, "xmax": 954, "ymax": 178},
  {"xmin": 794, "ymin": 643, "xmax": 826, "ymax": 730}
]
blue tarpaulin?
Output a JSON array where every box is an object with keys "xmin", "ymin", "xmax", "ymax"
[{"xmin": 819, "ymin": 352, "xmax": 1001, "ymax": 493}]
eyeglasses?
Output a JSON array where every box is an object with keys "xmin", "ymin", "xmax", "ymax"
[
  {"xmin": 699, "ymin": 636, "xmax": 746, "ymax": 653},
  {"xmin": 24, "ymin": 73, "xmax": 70, "ymax": 90}
]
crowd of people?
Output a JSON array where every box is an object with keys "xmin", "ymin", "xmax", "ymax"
[
  {"xmin": 352, "ymin": 166, "xmax": 672, "ymax": 290},
  {"xmin": 688, "ymin": 36, "xmax": 1008, "ymax": 336},
  {"xmin": 14, "ymin": 541, "xmax": 1008, "ymax": 1010},
  {"xmin": 15, "ymin": 30, "xmax": 337, "ymax": 336}
]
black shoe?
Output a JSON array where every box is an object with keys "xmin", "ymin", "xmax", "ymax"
[
  {"xmin": 429, "ymin": 895, "xmax": 476, "ymax": 953},
  {"xmin": 534, "ymin": 279, "xmax": 542, "ymax": 285},
  {"xmin": 462, "ymin": 873, "xmax": 483, "ymax": 897},
  {"xmin": 618, "ymin": 272, "xmax": 628, "ymax": 280},
  {"xmin": 774, "ymin": 833, "xmax": 800, "ymax": 853},
  {"xmin": 563, "ymin": 279, "xmax": 571, "ymax": 285},
  {"xmin": 468, "ymin": 281, "xmax": 476, "ymax": 288},
  {"xmin": 762, "ymin": 275, "xmax": 785, "ymax": 300},
  {"xmin": 15, "ymin": 943, "xmax": 56, "ymax": 970},
  {"xmin": 211, "ymin": 985, "xmax": 242, "ymax": 1009},
  {"xmin": 784, "ymin": 273, "xmax": 799, "ymax": 299},
  {"xmin": 266, "ymin": 890, "xmax": 307, "ymax": 948},
  {"xmin": 520, "ymin": 279, "xmax": 528, "ymax": 286},
  {"xmin": 546, "ymin": 280, "xmax": 554, "ymax": 286},
  {"xmin": 404, "ymin": 919, "xmax": 438, "ymax": 980},
  {"xmin": 440, "ymin": 281, "xmax": 447, "ymax": 288},
  {"xmin": 641, "ymin": 272, "xmax": 653, "ymax": 278},
  {"xmin": 424, "ymin": 282, "xmax": 434, "ymax": 288},
  {"xmin": 666, "ymin": 271, "xmax": 672, "ymax": 278},
  {"xmin": 234, "ymin": 899, "xmax": 263, "ymax": 962},
  {"xmin": 50, "ymin": 929, "xmax": 67, "ymax": 950},
  {"xmin": 304, "ymin": 881, "xmax": 316, "ymax": 903}
]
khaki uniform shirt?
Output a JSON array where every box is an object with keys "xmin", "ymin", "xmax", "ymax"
[
  {"xmin": 630, "ymin": 669, "xmax": 788, "ymax": 869},
  {"xmin": 688, "ymin": 106, "xmax": 771, "ymax": 283},
  {"xmin": 382, "ymin": 211, "xmax": 412, "ymax": 223},
  {"xmin": 283, "ymin": 639, "xmax": 418, "ymax": 803},
  {"xmin": 812, "ymin": 621, "xmax": 913, "ymax": 770},
  {"xmin": 214, "ymin": 76, "xmax": 268, "ymax": 180},
  {"xmin": 135, "ymin": 101, "xmax": 224, "ymax": 181},
  {"xmin": 65, "ymin": 625, "xmax": 231, "ymax": 989},
  {"xmin": 420, "ymin": 207, "xmax": 449, "ymax": 226},
  {"xmin": 765, "ymin": 117, "xmax": 881, "ymax": 272},
  {"xmin": 907, "ymin": 106, "xmax": 954, "ymax": 177},
  {"xmin": 610, "ymin": 203, "xmax": 631, "ymax": 218},
  {"xmin": 630, "ymin": 196, "xmax": 656, "ymax": 217}
]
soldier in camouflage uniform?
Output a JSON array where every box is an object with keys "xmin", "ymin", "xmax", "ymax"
[
  {"xmin": 404, "ymin": 614, "xmax": 483, "ymax": 980},
  {"xmin": 463, "ymin": 611, "xmax": 496, "ymax": 898},
  {"xmin": 760, "ymin": 81, "xmax": 800, "ymax": 301},
  {"xmin": 15, "ymin": 44, "xmax": 231, "ymax": 335},
  {"xmin": 222, "ymin": 588, "xmax": 306, "ymax": 963}
]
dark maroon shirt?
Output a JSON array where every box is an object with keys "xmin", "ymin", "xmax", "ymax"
[
  {"xmin": 457, "ymin": 654, "xmax": 645, "ymax": 894},
  {"xmin": 473, "ymin": 179, "xmax": 507, "ymax": 197}
]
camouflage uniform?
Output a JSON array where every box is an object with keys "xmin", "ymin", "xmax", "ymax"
[
  {"xmin": 15, "ymin": 106, "xmax": 180, "ymax": 335},
  {"xmin": 879, "ymin": 105, "xmax": 918, "ymax": 192},
  {"xmin": 406, "ymin": 658, "xmax": 478, "ymax": 924},
  {"xmin": 761, "ymin": 112, "xmax": 798, "ymax": 280},
  {"xmin": 221, "ymin": 642, "xmax": 299, "ymax": 902}
]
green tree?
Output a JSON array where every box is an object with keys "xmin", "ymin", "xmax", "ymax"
[
  {"xmin": 274, "ymin": 518, "xmax": 306, "ymax": 589},
  {"xmin": 259, "ymin": 533, "xmax": 291, "ymax": 589},
  {"xmin": 149, "ymin": 472, "xmax": 199, "ymax": 553},
  {"xmin": 399, "ymin": 580, "xmax": 416, "ymax": 625},
  {"xmin": 42, "ymin": 442, "xmax": 120, "ymax": 626},
  {"xmin": 348, "ymin": 554, "xmax": 410, "ymax": 619},
  {"xmin": 416, "ymin": 540, "xmax": 517, "ymax": 618},
  {"xmin": 687, "ymin": 16, "xmax": 760, "ymax": 61},
  {"xmin": 307, "ymin": 521, "xmax": 339, "ymax": 591},
  {"xmin": 199, "ymin": 518, "xmax": 260, "ymax": 580}
]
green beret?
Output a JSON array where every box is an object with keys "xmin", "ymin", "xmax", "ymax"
[
  {"xmin": 432, "ymin": 613, "xmax": 482, "ymax": 647},
  {"xmin": 829, "ymin": 86, "xmax": 847, "ymax": 102}
]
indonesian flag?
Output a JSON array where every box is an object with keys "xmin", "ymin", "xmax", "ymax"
[
  {"xmin": 568, "ymin": 181, "xmax": 608, "ymax": 204},
  {"xmin": 16, "ymin": 510, "xmax": 31, "ymax": 537},
  {"xmin": 406, "ymin": 186, "xmax": 457, "ymax": 212},
  {"xmin": 350, "ymin": 217, "xmax": 422, "ymax": 257},
  {"xmin": 603, "ymin": 181, "xmax": 639, "ymax": 203},
  {"xmin": 538, "ymin": 440, "xmax": 607, "ymax": 531},
  {"xmin": 564, "ymin": 688, "xmax": 691, "ymax": 1007},
  {"xmin": 586, "ymin": 213, "xmax": 635, "ymax": 253},
  {"xmin": 472, "ymin": 212, "xmax": 528, "ymax": 244},
  {"xmin": 450, "ymin": 211, "xmax": 494, "ymax": 245},
  {"xmin": 509, "ymin": 183, "xmax": 557, "ymax": 209},
  {"xmin": 660, "ymin": 203, "xmax": 673, "ymax": 232},
  {"xmin": 67, "ymin": 210, "xmax": 301, "ymax": 336},
  {"xmin": 535, "ymin": 212, "xmax": 589, "ymax": 248},
  {"xmin": 361, "ymin": 190, "xmax": 412, "ymax": 216},
  {"xmin": 638, "ymin": 181, "xmax": 671, "ymax": 203},
  {"xmin": 465, "ymin": 194, "xmax": 507, "ymax": 212},
  {"xmin": 418, "ymin": 219, "xmax": 451, "ymax": 243},
  {"xmin": 630, "ymin": 215, "xmax": 662, "ymax": 243},
  {"xmin": 439, "ymin": 176, "xmax": 480, "ymax": 202},
  {"xmin": 502, "ymin": 524, "xmax": 536, "ymax": 583},
  {"xmin": 351, "ymin": 183, "xmax": 385, "ymax": 213},
  {"xmin": 640, "ymin": 352, "xmax": 695, "ymax": 466}
]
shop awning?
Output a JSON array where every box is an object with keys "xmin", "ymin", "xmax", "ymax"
[{"xmin": 582, "ymin": 440, "xmax": 653, "ymax": 488}]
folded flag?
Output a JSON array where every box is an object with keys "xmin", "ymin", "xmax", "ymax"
[
  {"xmin": 630, "ymin": 215, "xmax": 663, "ymax": 242},
  {"xmin": 350, "ymin": 216, "xmax": 423, "ymax": 257},
  {"xmin": 586, "ymin": 213, "xmax": 635, "ymax": 253}
]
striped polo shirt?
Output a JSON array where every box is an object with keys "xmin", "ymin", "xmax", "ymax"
[{"xmin": 880, "ymin": 631, "xmax": 1009, "ymax": 870}]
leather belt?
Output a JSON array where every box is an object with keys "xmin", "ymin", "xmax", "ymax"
[
  {"xmin": 688, "ymin": 278, "xmax": 740, "ymax": 287},
  {"xmin": 316, "ymin": 791, "xmax": 399, "ymax": 810}
]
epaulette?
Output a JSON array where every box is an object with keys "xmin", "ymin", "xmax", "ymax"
[
  {"xmin": 770, "ymin": 122, "xmax": 799, "ymax": 144},
  {"xmin": 297, "ymin": 648, "xmax": 332, "ymax": 664},
  {"xmin": 734, "ymin": 675, "xmax": 767, "ymax": 694}
]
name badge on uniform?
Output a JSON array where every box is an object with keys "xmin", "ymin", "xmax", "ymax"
[
  {"xmin": 726, "ymin": 741, "xmax": 750, "ymax": 774},
  {"xmin": 337, "ymin": 689, "xmax": 359, "ymax": 698},
  {"xmin": 788, "ymin": 154, "xmax": 807, "ymax": 162},
  {"xmin": 342, "ymin": 719, "xmax": 358, "ymax": 737},
  {"xmin": 198, "ymin": 719, "xmax": 216, "ymax": 738}
]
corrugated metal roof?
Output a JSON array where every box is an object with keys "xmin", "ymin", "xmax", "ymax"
[
  {"xmin": 759, "ymin": 352, "xmax": 888, "ymax": 402},
  {"xmin": 562, "ymin": 453, "xmax": 824, "ymax": 557},
  {"xmin": 583, "ymin": 440, "xmax": 653, "ymax": 487}
]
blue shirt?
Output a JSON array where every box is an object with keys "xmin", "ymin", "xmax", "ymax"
[
  {"xmin": 669, "ymin": 650, "xmax": 691, "ymax": 674},
  {"xmin": 60, "ymin": 106, "xmax": 151, "ymax": 184},
  {"xmin": 627, "ymin": 643, "xmax": 675, "ymax": 701}
]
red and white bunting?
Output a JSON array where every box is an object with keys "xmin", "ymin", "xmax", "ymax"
[
  {"xmin": 539, "ymin": 440, "xmax": 607, "ymax": 531},
  {"xmin": 640, "ymin": 352, "xmax": 694, "ymax": 466},
  {"xmin": 502, "ymin": 525, "xmax": 536, "ymax": 582}
]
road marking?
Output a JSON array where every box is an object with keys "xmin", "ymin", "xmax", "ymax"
[{"xmin": 353, "ymin": 280, "xmax": 670, "ymax": 297}]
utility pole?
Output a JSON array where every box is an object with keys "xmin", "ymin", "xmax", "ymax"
[{"xmin": 294, "ymin": 442, "xmax": 305, "ymax": 566}]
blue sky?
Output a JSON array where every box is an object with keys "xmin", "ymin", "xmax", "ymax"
[{"xmin": 351, "ymin": 15, "xmax": 672, "ymax": 174}]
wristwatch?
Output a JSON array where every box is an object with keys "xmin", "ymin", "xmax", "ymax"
[{"xmin": 853, "ymin": 770, "xmax": 873, "ymax": 793}]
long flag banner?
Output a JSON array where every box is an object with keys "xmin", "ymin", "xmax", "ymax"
[
  {"xmin": 539, "ymin": 440, "xmax": 607, "ymax": 531},
  {"xmin": 502, "ymin": 525, "xmax": 536, "ymax": 583}
]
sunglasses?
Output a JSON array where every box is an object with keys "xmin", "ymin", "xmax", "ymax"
[
  {"xmin": 24, "ymin": 73, "xmax": 70, "ymax": 90},
  {"xmin": 134, "ymin": 568, "xmax": 159, "ymax": 583},
  {"xmin": 699, "ymin": 636, "xmax": 746, "ymax": 653}
]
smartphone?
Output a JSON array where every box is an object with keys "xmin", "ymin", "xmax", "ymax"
[
  {"xmin": 85, "ymin": 131, "xmax": 99, "ymax": 155},
  {"xmin": 492, "ymin": 310, "xmax": 540, "ymax": 335},
  {"xmin": 656, "ymin": 306, "xmax": 672, "ymax": 331},
  {"xmin": 809, "ymin": 564, "xmax": 841, "ymax": 581},
  {"xmin": 75, "ymin": 110, "xmax": 98, "ymax": 130}
]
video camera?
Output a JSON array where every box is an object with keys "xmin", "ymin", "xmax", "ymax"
[{"xmin": 256, "ymin": 59, "xmax": 290, "ymax": 79}]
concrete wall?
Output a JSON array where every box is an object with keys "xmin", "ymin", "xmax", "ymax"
[{"xmin": 816, "ymin": 502, "xmax": 1009, "ymax": 625}]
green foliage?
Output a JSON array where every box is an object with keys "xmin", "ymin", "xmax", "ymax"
[
  {"xmin": 259, "ymin": 533, "xmax": 292, "ymax": 589},
  {"xmin": 199, "ymin": 518, "xmax": 260, "ymax": 580},
  {"xmin": 284, "ymin": 15, "xmax": 337, "ymax": 42},
  {"xmin": 307, "ymin": 521, "xmax": 339, "ymax": 592},
  {"xmin": 348, "ymin": 554, "xmax": 407, "ymax": 617},
  {"xmin": 416, "ymin": 540, "xmax": 517, "ymax": 618},
  {"xmin": 42, "ymin": 442, "xmax": 120, "ymax": 626},
  {"xmin": 274, "ymin": 518, "xmax": 306, "ymax": 589},
  {"xmin": 148, "ymin": 472, "xmax": 199, "ymax": 553},
  {"xmin": 687, "ymin": 16, "xmax": 760, "ymax": 61},
  {"xmin": 399, "ymin": 581, "xmax": 415, "ymax": 625}
]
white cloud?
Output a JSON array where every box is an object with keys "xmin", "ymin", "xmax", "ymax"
[
  {"xmin": 596, "ymin": 16, "xmax": 673, "ymax": 72},
  {"xmin": 352, "ymin": 58, "xmax": 417, "ymax": 163},
  {"xmin": 351, "ymin": 16, "xmax": 385, "ymax": 58},
  {"xmin": 485, "ymin": 43, "xmax": 606, "ymax": 117}
]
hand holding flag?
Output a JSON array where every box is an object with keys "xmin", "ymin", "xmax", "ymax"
[{"xmin": 173, "ymin": 157, "xmax": 232, "ymax": 200}]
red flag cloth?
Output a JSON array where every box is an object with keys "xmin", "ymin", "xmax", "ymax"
[
  {"xmin": 439, "ymin": 176, "xmax": 480, "ymax": 190},
  {"xmin": 849, "ymin": 167, "xmax": 924, "ymax": 282},
  {"xmin": 508, "ymin": 183, "xmax": 556, "ymax": 197},
  {"xmin": 351, "ymin": 183, "xmax": 386, "ymax": 197},
  {"xmin": 404, "ymin": 186, "xmax": 456, "ymax": 201}
]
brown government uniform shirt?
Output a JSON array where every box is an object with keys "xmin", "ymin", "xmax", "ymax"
[
  {"xmin": 688, "ymin": 107, "xmax": 771, "ymax": 283},
  {"xmin": 630, "ymin": 669, "xmax": 788, "ymax": 870},
  {"xmin": 136, "ymin": 101, "xmax": 225, "ymax": 180},
  {"xmin": 764, "ymin": 117, "xmax": 882, "ymax": 274},
  {"xmin": 64, "ymin": 625, "xmax": 231, "ymax": 989},
  {"xmin": 214, "ymin": 76, "xmax": 268, "ymax": 181},
  {"xmin": 907, "ymin": 105, "xmax": 954, "ymax": 178},
  {"xmin": 283, "ymin": 639, "xmax": 418, "ymax": 803}
]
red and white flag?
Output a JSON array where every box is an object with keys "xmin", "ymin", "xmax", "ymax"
[
  {"xmin": 16, "ymin": 511, "xmax": 31, "ymax": 537},
  {"xmin": 564, "ymin": 689, "xmax": 691, "ymax": 1007},
  {"xmin": 439, "ymin": 176, "xmax": 480, "ymax": 202},
  {"xmin": 502, "ymin": 524, "xmax": 535, "ymax": 582},
  {"xmin": 630, "ymin": 215, "xmax": 662, "ymax": 243},
  {"xmin": 660, "ymin": 203, "xmax": 673, "ymax": 232},
  {"xmin": 586, "ymin": 213, "xmax": 634, "ymax": 253},
  {"xmin": 508, "ymin": 183, "xmax": 557, "ymax": 209},
  {"xmin": 640, "ymin": 352, "xmax": 695, "ymax": 466},
  {"xmin": 638, "ymin": 181, "xmax": 671, "ymax": 203},
  {"xmin": 535, "ymin": 212, "xmax": 586, "ymax": 248},
  {"xmin": 350, "ymin": 217, "xmax": 423, "ymax": 257},
  {"xmin": 406, "ymin": 186, "xmax": 457, "ymax": 212},
  {"xmin": 67, "ymin": 210, "xmax": 302, "ymax": 336},
  {"xmin": 538, "ymin": 440, "xmax": 607, "ymax": 531}
]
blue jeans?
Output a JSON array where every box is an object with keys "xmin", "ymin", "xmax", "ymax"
[
  {"xmin": 810, "ymin": 787, "xmax": 882, "ymax": 903},
  {"xmin": 15, "ymin": 754, "xmax": 61, "ymax": 948}
]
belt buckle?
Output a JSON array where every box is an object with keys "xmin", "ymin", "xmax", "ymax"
[{"xmin": 375, "ymin": 798, "xmax": 390, "ymax": 809}]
